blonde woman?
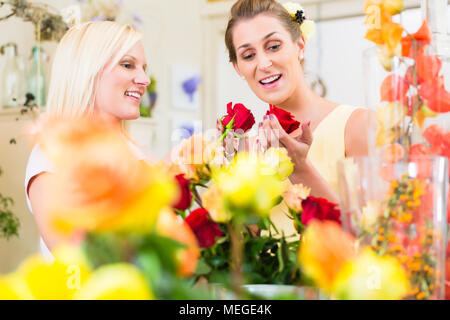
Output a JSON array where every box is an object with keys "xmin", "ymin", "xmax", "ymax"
[{"xmin": 25, "ymin": 21, "xmax": 150, "ymax": 257}]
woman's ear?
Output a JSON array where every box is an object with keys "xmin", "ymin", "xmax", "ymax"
[
  {"xmin": 296, "ymin": 37, "xmax": 306, "ymax": 61},
  {"xmin": 232, "ymin": 62, "xmax": 244, "ymax": 79}
]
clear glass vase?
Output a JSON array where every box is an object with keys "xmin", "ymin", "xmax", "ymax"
[
  {"xmin": 0, "ymin": 43, "xmax": 25, "ymax": 108},
  {"xmin": 337, "ymin": 155, "xmax": 448, "ymax": 300}
]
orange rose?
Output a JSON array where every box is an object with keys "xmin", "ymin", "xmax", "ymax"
[
  {"xmin": 299, "ymin": 220, "xmax": 357, "ymax": 293},
  {"xmin": 156, "ymin": 209, "xmax": 199, "ymax": 277}
]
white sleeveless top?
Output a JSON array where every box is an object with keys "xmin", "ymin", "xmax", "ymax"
[{"xmin": 24, "ymin": 138, "xmax": 150, "ymax": 261}]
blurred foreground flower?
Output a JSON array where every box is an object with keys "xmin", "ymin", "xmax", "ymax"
[
  {"xmin": 74, "ymin": 263, "xmax": 153, "ymax": 300},
  {"xmin": 156, "ymin": 209, "xmax": 200, "ymax": 277},
  {"xmin": 34, "ymin": 117, "xmax": 177, "ymax": 235},
  {"xmin": 299, "ymin": 221, "xmax": 357, "ymax": 293},
  {"xmin": 260, "ymin": 147, "xmax": 294, "ymax": 180},
  {"xmin": 0, "ymin": 245, "xmax": 91, "ymax": 300},
  {"xmin": 213, "ymin": 152, "xmax": 286, "ymax": 218},
  {"xmin": 332, "ymin": 248, "xmax": 409, "ymax": 300}
]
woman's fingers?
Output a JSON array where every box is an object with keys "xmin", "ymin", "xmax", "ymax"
[
  {"xmin": 267, "ymin": 114, "xmax": 294, "ymax": 149},
  {"xmin": 295, "ymin": 120, "xmax": 313, "ymax": 146}
]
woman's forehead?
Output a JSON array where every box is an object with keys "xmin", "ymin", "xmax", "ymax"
[{"xmin": 233, "ymin": 15, "xmax": 288, "ymax": 47}]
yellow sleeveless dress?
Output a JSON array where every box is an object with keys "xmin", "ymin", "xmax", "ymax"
[{"xmin": 267, "ymin": 104, "xmax": 362, "ymax": 237}]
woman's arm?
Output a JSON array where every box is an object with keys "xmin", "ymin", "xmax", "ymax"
[
  {"xmin": 345, "ymin": 108, "xmax": 377, "ymax": 157},
  {"xmin": 28, "ymin": 173, "xmax": 67, "ymax": 251}
]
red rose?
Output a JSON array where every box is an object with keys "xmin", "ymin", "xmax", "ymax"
[
  {"xmin": 221, "ymin": 102, "xmax": 255, "ymax": 132},
  {"xmin": 173, "ymin": 174, "xmax": 192, "ymax": 211},
  {"xmin": 301, "ymin": 196, "xmax": 342, "ymax": 226},
  {"xmin": 266, "ymin": 104, "xmax": 300, "ymax": 134},
  {"xmin": 185, "ymin": 208, "xmax": 223, "ymax": 248}
]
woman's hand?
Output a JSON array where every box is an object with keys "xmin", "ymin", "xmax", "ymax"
[
  {"xmin": 259, "ymin": 114, "xmax": 339, "ymax": 203},
  {"xmin": 260, "ymin": 114, "xmax": 313, "ymax": 170}
]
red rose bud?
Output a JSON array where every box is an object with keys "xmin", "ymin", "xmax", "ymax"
[
  {"xmin": 173, "ymin": 174, "xmax": 192, "ymax": 211},
  {"xmin": 221, "ymin": 102, "xmax": 255, "ymax": 133},
  {"xmin": 266, "ymin": 104, "xmax": 300, "ymax": 134},
  {"xmin": 185, "ymin": 208, "xmax": 223, "ymax": 248},
  {"xmin": 301, "ymin": 196, "xmax": 342, "ymax": 226}
]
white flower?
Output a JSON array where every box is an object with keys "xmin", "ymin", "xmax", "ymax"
[
  {"xmin": 283, "ymin": 2, "xmax": 316, "ymax": 40},
  {"xmin": 61, "ymin": 5, "xmax": 81, "ymax": 27},
  {"xmin": 283, "ymin": 2, "xmax": 304, "ymax": 18},
  {"xmin": 301, "ymin": 19, "xmax": 316, "ymax": 41}
]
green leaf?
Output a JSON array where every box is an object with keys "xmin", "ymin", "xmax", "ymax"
[{"xmin": 195, "ymin": 258, "xmax": 212, "ymax": 275}]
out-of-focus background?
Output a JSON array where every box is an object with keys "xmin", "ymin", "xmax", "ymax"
[{"xmin": 0, "ymin": 0, "xmax": 448, "ymax": 273}]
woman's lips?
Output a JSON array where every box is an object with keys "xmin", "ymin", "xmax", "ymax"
[
  {"xmin": 125, "ymin": 94, "xmax": 141, "ymax": 104},
  {"xmin": 259, "ymin": 74, "xmax": 282, "ymax": 89}
]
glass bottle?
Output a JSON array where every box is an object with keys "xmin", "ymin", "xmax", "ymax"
[
  {"xmin": 0, "ymin": 43, "xmax": 24, "ymax": 108},
  {"xmin": 26, "ymin": 45, "xmax": 46, "ymax": 107}
]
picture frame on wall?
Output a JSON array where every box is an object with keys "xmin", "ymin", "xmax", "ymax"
[{"xmin": 171, "ymin": 64, "xmax": 202, "ymax": 111}]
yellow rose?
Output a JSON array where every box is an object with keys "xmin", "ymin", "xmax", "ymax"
[
  {"xmin": 74, "ymin": 263, "xmax": 153, "ymax": 300},
  {"xmin": 214, "ymin": 152, "xmax": 285, "ymax": 217},
  {"xmin": 261, "ymin": 147, "xmax": 294, "ymax": 181},
  {"xmin": 332, "ymin": 248, "xmax": 409, "ymax": 300},
  {"xmin": 13, "ymin": 245, "xmax": 91, "ymax": 300}
]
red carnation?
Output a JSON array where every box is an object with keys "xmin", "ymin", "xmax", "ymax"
[
  {"xmin": 185, "ymin": 208, "xmax": 224, "ymax": 248},
  {"xmin": 266, "ymin": 104, "xmax": 300, "ymax": 134},
  {"xmin": 301, "ymin": 196, "xmax": 342, "ymax": 226},
  {"xmin": 173, "ymin": 174, "xmax": 192, "ymax": 211},
  {"xmin": 222, "ymin": 102, "xmax": 255, "ymax": 133}
]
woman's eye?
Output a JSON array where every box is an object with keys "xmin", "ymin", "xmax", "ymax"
[
  {"xmin": 242, "ymin": 53, "xmax": 255, "ymax": 60},
  {"xmin": 268, "ymin": 44, "xmax": 280, "ymax": 51},
  {"xmin": 120, "ymin": 62, "xmax": 134, "ymax": 69}
]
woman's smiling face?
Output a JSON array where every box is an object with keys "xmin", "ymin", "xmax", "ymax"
[
  {"xmin": 95, "ymin": 41, "xmax": 150, "ymax": 121},
  {"xmin": 232, "ymin": 14, "xmax": 304, "ymax": 106}
]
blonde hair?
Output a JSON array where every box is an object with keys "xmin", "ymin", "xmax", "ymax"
[{"xmin": 46, "ymin": 21, "xmax": 142, "ymax": 118}]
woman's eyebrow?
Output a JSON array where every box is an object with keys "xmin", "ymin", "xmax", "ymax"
[
  {"xmin": 237, "ymin": 31, "xmax": 279, "ymax": 50},
  {"xmin": 122, "ymin": 55, "xmax": 136, "ymax": 60}
]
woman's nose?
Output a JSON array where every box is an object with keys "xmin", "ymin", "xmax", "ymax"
[
  {"xmin": 134, "ymin": 70, "xmax": 151, "ymax": 87},
  {"xmin": 257, "ymin": 54, "xmax": 273, "ymax": 71}
]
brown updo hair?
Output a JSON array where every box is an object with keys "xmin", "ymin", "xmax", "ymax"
[{"xmin": 225, "ymin": 0, "xmax": 302, "ymax": 63}]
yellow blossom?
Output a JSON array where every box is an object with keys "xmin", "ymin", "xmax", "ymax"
[
  {"xmin": 301, "ymin": 20, "xmax": 316, "ymax": 41},
  {"xmin": 74, "ymin": 264, "xmax": 153, "ymax": 300},
  {"xmin": 283, "ymin": 2, "xmax": 304, "ymax": 18},
  {"xmin": 9, "ymin": 245, "xmax": 91, "ymax": 300},
  {"xmin": 260, "ymin": 147, "xmax": 294, "ymax": 181},
  {"xmin": 214, "ymin": 152, "xmax": 285, "ymax": 217},
  {"xmin": 332, "ymin": 248, "xmax": 409, "ymax": 300}
]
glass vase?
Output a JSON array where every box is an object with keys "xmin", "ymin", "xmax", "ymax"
[
  {"xmin": 0, "ymin": 43, "xmax": 25, "ymax": 108},
  {"xmin": 337, "ymin": 155, "xmax": 448, "ymax": 300}
]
